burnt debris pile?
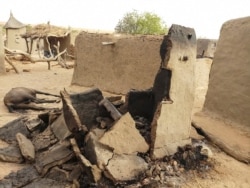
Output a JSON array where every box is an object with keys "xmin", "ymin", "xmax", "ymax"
[{"xmin": 0, "ymin": 88, "xmax": 213, "ymax": 187}]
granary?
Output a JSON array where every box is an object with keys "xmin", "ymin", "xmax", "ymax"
[
  {"xmin": 3, "ymin": 12, "xmax": 27, "ymax": 52},
  {"xmin": 21, "ymin": 22, "xmax": 71, "ymax": 59}
]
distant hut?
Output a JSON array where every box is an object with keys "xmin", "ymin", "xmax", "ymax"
[
  {"xmin": 196, "ymin": 38, "xmax": 217, "ymax": 58},
  {"xmin": 21, "ymin": 22, "xmax": 71, "ymax": 59},
  {"xmin": 4, "ymin": 12, "xmax": 27, "ymax": 51}
]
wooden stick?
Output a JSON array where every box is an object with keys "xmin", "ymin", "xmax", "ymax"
[
  {"xmin": 4, "ymin": 55, "xmax": 19, "ymax": 73},
  {"xmin": 4, "ymin": 47, "xmax": 66, "ymax": 65}
]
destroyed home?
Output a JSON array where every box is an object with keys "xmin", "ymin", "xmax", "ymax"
[
  {"xmin": 0, "ymin": 15, "xmax": 250, "ymax": 187},
  {"xmin": 0, "ymin": 24, "xmax": 215, "ymax": 187}
]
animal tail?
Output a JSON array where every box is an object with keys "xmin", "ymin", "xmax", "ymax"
[{"xmin": 34, "ymin": 90, "xmax": 60, "ymax": 97}]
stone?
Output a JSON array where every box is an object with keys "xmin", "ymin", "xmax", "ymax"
[
  {"xmin": 78, "ymin": 153, "xmax": 102, "ymax": 183},
  {"xmin": 61, "ymin": 89, "xmax": 88, "ymax": 133},
  {"xmin": 22, "ymin": 178, "xmax": 71, "ymax": 188},
  {"xmin": 16, "ymin": 133, "xmax": 35, "ymax": 161},
  {"xmin": 99, "ymin": 112, "xmax": 149, "ymax": 155},
  {"xmin": 0, "ymin": 145, "xmax": 23, "ymax": 163},
  {"xmin": 70, "ymin": 138, "xmax": 102, "ymax": 183},
  {"xmin": 84, "ymin": 130, "xmax": 113, "ymax": 170},
  {"xmin": 151, "ymin": 24, "xmax": 196, "ymax": 159},
  {"xmin": 0, "ymin": 116, "xmax": 29, "ymax": 144},
  {"xmin": 68, "ymin": 165, "xmax": 82, "ymax": 182},
  {"xmin": 35, "ymin": 141, "xmax": 74, "ymax": 176},
  {"xmin": 45, "ymin": 166, "xmax": 69, "ymax": 182},
  {"xmin": 32, "ymin": 126, "xmax": 58, "ymax": 152},
  {"xmin": 104, "ymin": 154, "xmax": 148, "ymax": 182},
  {"xmin": 0, "ymin": 166, "xmax": 39, "ymax": 187},
  {"xmin": 51, "ymin": 113, "xmax": 72, "ymax": 140},
  {"xmin": 25, "ymin": 117, "xmax": 45, "ymax": 132},
  {"xmin": 99, "ymin": 98, "xmax": 122, "ymax": 120}
]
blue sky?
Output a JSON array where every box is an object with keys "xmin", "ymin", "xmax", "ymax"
[{"xmin": 1, "ymin": 0, "xmax": 249, "ymax": 39}]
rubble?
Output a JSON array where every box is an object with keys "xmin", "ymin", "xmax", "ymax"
[
  {"xmin": 99, "ymin": 112, "xmax": 149, "ymax": 155},
  {"xmin": 16, "ymin": 133, "xmax": 35, "ymax": 162},
  {"xmin": 0, "ymin": 87, "xmax": 213, "ymax": 187},
  {"xmin": 0, "ymin": 145, "xmax": 23, "ymax": 163},
  {"xmin": 0, "ymin": 24, "xmax": 214, "ymax": 187},
  {"xmin": 104, "ymin": 154, "xmax": 148, "ymax": 182}
]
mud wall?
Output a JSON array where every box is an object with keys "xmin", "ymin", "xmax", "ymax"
[
  {"xmin": 197, "ymin": 39, "xmax": 217, "ymax": 58},
  {"xmin": 0, "ymin": 26, "xmax": 5, "ymax": 74},
  {"xmin": 71, "ymin": 32, "xmax": 163, "ymax": 94},
  {"xmin": 203, "ymin": 16, "xmax": 250, "ymax": 127},
  {"xmin": 6, "ymin": 27, "xmax": 27, "ymax": 51}
]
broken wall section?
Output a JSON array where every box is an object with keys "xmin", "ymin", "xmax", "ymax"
[
  {"xmin": 151, "ymin": 25, "xmax": 197, "ymax": 159},
  {"xmin": 71, "ymin": 32, "xmax": 163, "ymax": 94}
]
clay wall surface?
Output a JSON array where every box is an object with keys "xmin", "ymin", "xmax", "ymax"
[
  {"xmin": 71, "ymin": 32, "xmax": 163, "ymax": 94},
  {"xmin": 6, "ymin": 27, "xmax": 26, "ymax": 51},
  {"xmin": 203, "ymin": 16, "xmax": 250, "ymax": 127},
  {"xmin": 197, "ymin": 38, "xmax": 217, "ymax": 58},
  {"xmin": 151, "ymin": 25, "xmax": 197, "ymax": 158},
  {"xmin": 0, "ymin": 26, "xmax": 5, "ymax": 73}
]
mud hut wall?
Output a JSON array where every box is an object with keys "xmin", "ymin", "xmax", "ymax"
[
  {"xmin": 5, "ymin": 27, "xmax": 27, "ymax": 51},
  {"xmin": 71, "ymin": 32, "xmax": 163, "ymax": 94},
  {"xmin": 58, "ymin": 34, "xmax": 71, "ymax": 52},
  {"xmin": 197, "ymin": 39, "xmax": 217, "ymax": 58},
  {"xmin": 0, "ymin": 26, "xmax": 5, "ymax": 73},
  {"xmin": 203, "ymin": 16, "xmax": 250, "ymax": 127},
  {"xmin": 192, "ymin": 58, "xmax": 213, "ymax": 115}
]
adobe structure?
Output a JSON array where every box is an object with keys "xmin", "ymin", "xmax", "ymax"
[
  {"xmin": 72, "ymin": 24, "xmax": 197, "ymax": 159},
  {"xmin": 4, "ymin": 12, "xmax": 27, "ymax": 52},
  {"xmin": 196, "ymin": 38, "xmax": 217, "ymax": 58},
  {"xmin": 0, "ymin": 26, "xmax": 5, "ymax": 73},
  {"xmin": 21, "ymin": 23, "xmax": 71, "ymax": 57},
  {"xmin": 71, "ymin": 32, "xmax": 163, "ymax": 94},
  {"xmin": 202, "ymin": 16, "xmax": 250, "ymax": 128},
  {"xmin": 150, "ymin": 24, "xmax": 196, "ymax": 158}
]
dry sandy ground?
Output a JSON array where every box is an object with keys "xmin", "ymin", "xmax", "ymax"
[{"xmin": 0, "ymin": 60, "xmax": 249, "ymax": 187}]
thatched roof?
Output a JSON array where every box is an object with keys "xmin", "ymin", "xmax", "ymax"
[
  {"xmin": 4, "ymin": 12, "xmax": 26, "ymax": 29},
  {"xmin": 22, "ymin": 23, "xmax": 71, "ymax": 39}
]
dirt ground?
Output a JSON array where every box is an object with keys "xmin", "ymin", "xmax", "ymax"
[{"xmin": 0, "ymin": 60, "xmax": 249, "ymax": 187}]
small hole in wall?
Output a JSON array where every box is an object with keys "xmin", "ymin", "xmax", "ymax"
[
  {"xmin": 187, "ymin": 34, "xmax": 192, "ymax": 40},
  {"xmin": 182, "ymin": 56, "xmax": 188, "ymax": 61}
]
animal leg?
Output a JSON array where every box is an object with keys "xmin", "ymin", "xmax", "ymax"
[
  {"xmin": 6, "ymin": 105, "xmax": 15, "ymax": 113},
  {"xmin": 34, "ymin": 90, "xmax": 60, "ymax": 97},
  {"xmin": 12, "ymin": 103, "xmax": 57, "ymax": 111},
  {"xmin": 32, "ymin": 98, "xmax": 60, "ymax": 104}
]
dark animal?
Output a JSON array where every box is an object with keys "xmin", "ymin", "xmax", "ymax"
[{"xmin": 4, "ymin": 87, "xmax": 60, "ymax": 113}]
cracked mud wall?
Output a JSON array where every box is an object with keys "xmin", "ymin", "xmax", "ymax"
[
  {"xmin": 151, "ymin": 25, "xmax": 197, "ymax": 158},
  {"xmin": 203, "ymin": 16, "xmax": 250, "ymax": 127},
  {"xmin": 71, "ymin": 32, "xmax": 163, "ymax": 94}
]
